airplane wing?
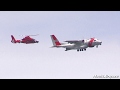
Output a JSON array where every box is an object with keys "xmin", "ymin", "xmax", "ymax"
[{"xmin": 64, "ymin": 40, "xmax": 84, "ymax": 45}]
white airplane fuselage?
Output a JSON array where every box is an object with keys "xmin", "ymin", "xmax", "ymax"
[
  {"xmin": 55, "ymin": 40, "xmax": 101, "ymax": 48},
  {"xmin": 50, "ymin": 35, "xmax": 102, "ymax": 51}
]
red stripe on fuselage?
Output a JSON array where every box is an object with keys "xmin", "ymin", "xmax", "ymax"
[
  {"xmin": 55, "ymin": 42, "xmax": 61, "ymax": 45},
  {"xmin": 88, "ymin": 38, "xmax": 94, "ymax": 47}
]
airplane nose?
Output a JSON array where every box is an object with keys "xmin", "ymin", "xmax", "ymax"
[{"xmin": 100, "ymin": 41, "xmax": 102, "ymax": 45}]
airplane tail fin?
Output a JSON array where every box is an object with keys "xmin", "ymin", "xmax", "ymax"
[
  {"xmin": 50, "ymin": 35, "xmax": 61, "ymax": 46},
  {"xmin": 11, "ymin": 35, "xmax": 16, "ymax": 43}
]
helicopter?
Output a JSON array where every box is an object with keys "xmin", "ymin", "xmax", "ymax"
[{"xmin": 11, "ymin": 34, "xmax": 39, "ymax": 44}]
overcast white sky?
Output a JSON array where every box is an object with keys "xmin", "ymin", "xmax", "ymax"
[{"xmin": 0, "ymin": 11, "xmax": 120, "ymax": 79}]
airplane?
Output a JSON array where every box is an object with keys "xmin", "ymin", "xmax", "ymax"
[
  {"xmin": 50, "ymin": 35, "xmax": 102, "ymax": 52},
  {"xmin": 11, "ymin": 35, "xmax": 39, "ymax": 44}
]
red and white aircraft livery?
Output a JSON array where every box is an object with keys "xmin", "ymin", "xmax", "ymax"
[
  {"xmin": 50, "ymin": 35, "xmax": 102, "ymax": 52},
  {"xmin": 11, "ymin": 35, "xmax": 39, "ymax": 44}
]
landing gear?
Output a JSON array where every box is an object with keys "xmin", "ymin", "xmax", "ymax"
[
  {"xmin": 65, "ymin": 48, "xmax": 70, "ymax": 51},
  {"xmin": 79, "ymin": 49, "xmax": 83, "ymax": 51},
  {"xmin": 77, "ymin": 49, "xmax": 86, "ymax": 52},
  {"xmin": 96, "ymin": 45, "xmax": 98, "ymax": 48},
  {"xmin": 65, "ymin": 49, "xmax": 68, "ymax": 51}
]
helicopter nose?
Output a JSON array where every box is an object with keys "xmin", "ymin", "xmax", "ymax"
[{"xmin": 36, "ymin": 41, "xmax": 39, "ymax": 43}]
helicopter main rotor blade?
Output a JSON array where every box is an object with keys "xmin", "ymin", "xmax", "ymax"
[{"xmin": 27, "ymin": 34, "xmax": 39, "ymax": 36}]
